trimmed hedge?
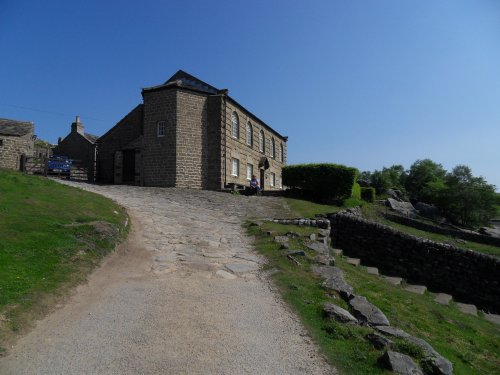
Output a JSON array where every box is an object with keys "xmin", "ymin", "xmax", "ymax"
[
  {"xmin": 283, "ymin": 163, "xmax": 358, "ymax": 202},
  {"xmin": 352, "ymin": 182, "xmax": 361, "ymax": 200},
  {"xmin": 361, "ymin": 187, "xmax": 376, "ymax": 202}
]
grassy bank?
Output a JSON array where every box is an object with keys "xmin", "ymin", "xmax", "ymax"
[
  {"xmin": 248, "ymin": 221, "xmax": 500, "ymax": 374},
  {"xmin": 0, "ymin": 170, "xmax": 128, "ymax": 353}
]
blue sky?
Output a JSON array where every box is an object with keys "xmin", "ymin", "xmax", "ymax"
[{"xmin": 1, "ymin": 1, "xmax": 499, "ymax": 189}]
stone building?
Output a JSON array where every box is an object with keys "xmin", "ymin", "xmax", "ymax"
[
  {"xmin": 0, "ymin": 118, "xmax": 35, "ymax": 170},
  {"xmin": 54, "ymin": 116, "xmax": 98, "ymax": 176},
  {"xmin": 97, "ymin": 70, "xmax": 287, "ymax": 190}
]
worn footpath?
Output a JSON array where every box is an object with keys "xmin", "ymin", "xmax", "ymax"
[{"xmin": 0, "ymin": 182, "xmax": 334, "ymax": 374}]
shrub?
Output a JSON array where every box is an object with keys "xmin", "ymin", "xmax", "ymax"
[
  {"xmin": 283, "ymin": 163, "xmax": 358, "ymax": 202},
  {"xmin": 352, "ymin": 182, "xmax": 361, "ymax": 200},
  {"xmin": 361, "ymin": 187, "xmax": 376, "ymax": 203}
]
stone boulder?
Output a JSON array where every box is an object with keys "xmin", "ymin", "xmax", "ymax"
[
  {"xmin": 313, "ymin": 266, "xmax": 354, "ymax": 300},
  {"xmin": 323, "ymin": 303, "xmax": 357, "ymax": 324},
  {"xmin": 378, "ymin": 351, "xmax": 423, "ymax": 375},
  {"xmin": 386, "ymin": 198, "xmax": 418, "ymax": 217},
  {"xmin": 349, "ymin": 296, "xmax": 390, "ymax": 326},
  {"xmin": 366, "ymin": 332, "xmax": 393, "ymax": 350}
]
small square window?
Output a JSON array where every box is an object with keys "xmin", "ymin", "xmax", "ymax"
[
  {"xmin": 157, "ymin": 121, "xmax": 166, "ymax": 137},
  {"xmin": 231, "ymin": 158, "xmax": 239, "ymax": 176},
  {"xmin": 246, "ymin": 164, "xmax": 253, "ymax": 180}
]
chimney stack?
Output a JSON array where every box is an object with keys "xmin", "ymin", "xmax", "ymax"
[{"xmin": 71, "ymin": 115, "xmax": 84, "ymax": 135}]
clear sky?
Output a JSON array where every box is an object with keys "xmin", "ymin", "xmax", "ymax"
[{"xmin": 1, "ymin": 1, "xmax": 499, "ymax": 189}]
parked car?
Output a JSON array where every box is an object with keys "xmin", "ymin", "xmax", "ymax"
[{"xmin": 48, "ymin": 156, "xmax": 72, "ymax": 177}]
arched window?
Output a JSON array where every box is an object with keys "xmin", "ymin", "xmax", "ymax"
[
  {"xmin": 246, "ymin": 122, "xmax": 253, "ymax": 146},
  {"xmin": 271, "ymin": 138, "xmax": 276, "ymax": 158},
  {"xmin": 231, "ymin": 112, "xmax": 239, "ymax": 139},
  {"xmin": 279, "ymin": 143, "xmax": 283, "ymax": 162},
  {"xmin": 259, "ymin": 130, "xmax": 265, "ymax": 153}
]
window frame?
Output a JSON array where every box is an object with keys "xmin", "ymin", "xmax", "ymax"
[
  {"xmin": 279, "ymin": 143, "xmax": 283, "ymax": 162},
  {"xmin": 157, "ymin": 121, "xmax": 166, "ymax": 137},
  {"xmin": 246, "ymin": 163, "xmax": 253, "ymax": 180},
  {"xmin": 271, "ymin": 138, "xmax": 276, "ymax": 158},
  {"xmin": 231, "ymin": 158, "xmax": 239, "ymax": 176},
  {"xmin": 270, "ymin": 172, "xmax": 275, "ymax": 187},
  {"xmin": 246, "ymin": 122, "xmax": 253, "ymax": 147},
  {"xmin": 259, "ymin": 130, "xmax": 265, "ymax": 153},
  {"xmin": 231, "ymin": 112, "xmax": 239, "ymax": 139}
]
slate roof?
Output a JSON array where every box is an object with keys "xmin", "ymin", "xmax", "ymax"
[
  {"xmin": 83, "ymin": 133, "xmax": 99, "ymax": 143},
  {"xmin": 0, "ymin": 118, "xmax": 34, "ymax": 136},
  {"xmin": 141, "ymin": 70, "xmax": 287, "ymax": 140},
  {"xmin": 142, "ymin": 70, "xmax": 219, "ymax": 95}
]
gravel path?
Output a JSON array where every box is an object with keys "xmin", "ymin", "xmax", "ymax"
[{"xmin": 0, "ymin": 182, "xmax": 335, "ymax": 375}]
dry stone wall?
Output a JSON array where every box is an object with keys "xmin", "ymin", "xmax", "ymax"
[
  {"xmin": 385, "ymin": 213, "xmax": 500, "ymax": 247},
  {"xmin": 0, "ymin": 133, "xmax": 34, "ymax": 170},
  {"xmin": 329, "ymin": 212, "xmax": 500, "ymax": 313}
]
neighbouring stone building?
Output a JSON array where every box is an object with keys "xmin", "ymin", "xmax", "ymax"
[
  {"xmin": 0, "ymin": 118, "xmax": 35, "ymax": 170},
  {"xmin": 97, "ymin": 70, "xmax": 287, "ymax": 190},
  {"xmin": 54, "ymin": 116, "xmax": 98, "ymax": 174}
]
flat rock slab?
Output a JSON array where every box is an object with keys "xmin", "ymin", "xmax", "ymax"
[
  {"xmin": 306, "ymin": 242, "xmax": 329, "ymax": 255},
  {"xmin": 323, "ymin": 302, "xmax": 357, "ymax": 324},
  {"xmin": 274, "ymin": 236, "xmax": 289, "ymax": 244},
  {"xmin": 331, "ymin": 248, "xmax": 343, "ymax": 256},
  {"xmin": 383, "ymin": 276, "xmax": 403, "ymax": 286},
  {"xmin": 456, "ymin": 302, "xmax": 477, "ymax": 316},
  {"xmin": 345, "ymin": 257, "xmax": 360, "ymax": 266},
  {"xmin": 375, "ymin": 325, "xmax": 410, "ymax": 339},
  {"xmin": 484, "ymin": 313, "xmax": 500, "ymax": 325},
  {"xmin": 349, "ymin": 296, "xmax": 390, "ymax": 326},
  {"xmin": 233, "ymin": 254, "xmax": 260, "ymax": 262},
  {"xmin": 434, "ymin": 293, "xmax": 452, "ymax": 305},
  {"xmin": 366, "ymin": 267, "xmax": 379, "ymax": 275},
  {"xmin": 379, "ymin": 351, "xmax": 423, "ymax": 375},
  {"xmin": 405, "ymin": 284, "xmax": 427, "ymax": 295},
  {"xmin": 313, "ymin": 266, "xmax": 354, "ymax": 300},
  {"xmin": 216, "ymin": 270, "xmax": 237, "ymax": 280},
  {"xmin": 225, "ymin": 262, "xmax": 260, "ymax": 274}
]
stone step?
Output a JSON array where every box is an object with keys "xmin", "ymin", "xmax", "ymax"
[
  {"xmin": 331, "ymin": 248, "xmax": 343, "ymax": 256},
  {"xmin": 366, "ymin": 267, "xmax": 379, "ymax": 275},
  {"xmin": 346, "ymin": 257, "xmax": 360, "ymax": 266},
  {"xmin": 405, "ymin": 284, "xmax": 427, "ymax": 295},
  {"xmin": 383, "ymin": 276, "xmax": 403, "ymax": 286},
  {"xmin": 483, "ymin": 313, "xmax": 500, "ymax": 325},
  {"xmin": 456, "ymin": 302, "xmax": 477, "ymax": 316},
  {"xmin": 434, "ymin": 293, "xmax": 452, "ymax": 305}
]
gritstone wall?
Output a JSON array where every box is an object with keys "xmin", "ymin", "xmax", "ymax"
[{"xmin": 329, "ymin": 212, "xmax": 500, "ymax": 313}]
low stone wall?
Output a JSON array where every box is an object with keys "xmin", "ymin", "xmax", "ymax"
[
  {"xmin": 385, "ymin": 213, "xmax": 500, "ymax": 247},
  {"xmin": 329, "ymin": 212, "xmax": 500, "ymax": 313}
]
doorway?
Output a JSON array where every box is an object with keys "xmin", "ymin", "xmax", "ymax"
[
  {"xmin": 122, "ymin": 150, "xmax": 136, "ymax": 183},
  {"xmin": 259, "ymin": 169, "xmax": 265, "ymax": 191}
]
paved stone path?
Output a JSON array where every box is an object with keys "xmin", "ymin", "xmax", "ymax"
[{"xmin": 0, "ymin": 182, "xmax": 334, "ymax": 375}]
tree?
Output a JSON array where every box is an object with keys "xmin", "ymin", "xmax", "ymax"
[
  {"xmin": 369, "ymin": 165, "xmax": 407, "ymax": 194},
  {"xmin": 438, "ymin": 165, "xmax": 497, "ymax": 227},
  {"xmin": 405, "ymin": 159, "xmax": 446, "ymax": 202}
]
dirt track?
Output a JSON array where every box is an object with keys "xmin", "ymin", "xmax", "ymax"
[{"xmin": 0, "ymin": 182, "xmax": 334, "ymax": 374}]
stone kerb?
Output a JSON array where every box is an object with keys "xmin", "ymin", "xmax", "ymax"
[{"xmin": 328, "ymin": 212, "xmax": 500, "ymax": 314}]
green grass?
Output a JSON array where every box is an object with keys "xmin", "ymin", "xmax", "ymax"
[
  {"xmin": 359, "ymin": 203, "xmax": 500, "ymax": 257},
  {"xmin": 284, "ymin": 197, "xmax": 365, "ymax": 218},
  {"xmin": 248, "ymin": 222, "xmax": 500, "ymax": 374},
  {"xmin": 0, "ymin": 170, "xmax": 128, "ymax": 350}
]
